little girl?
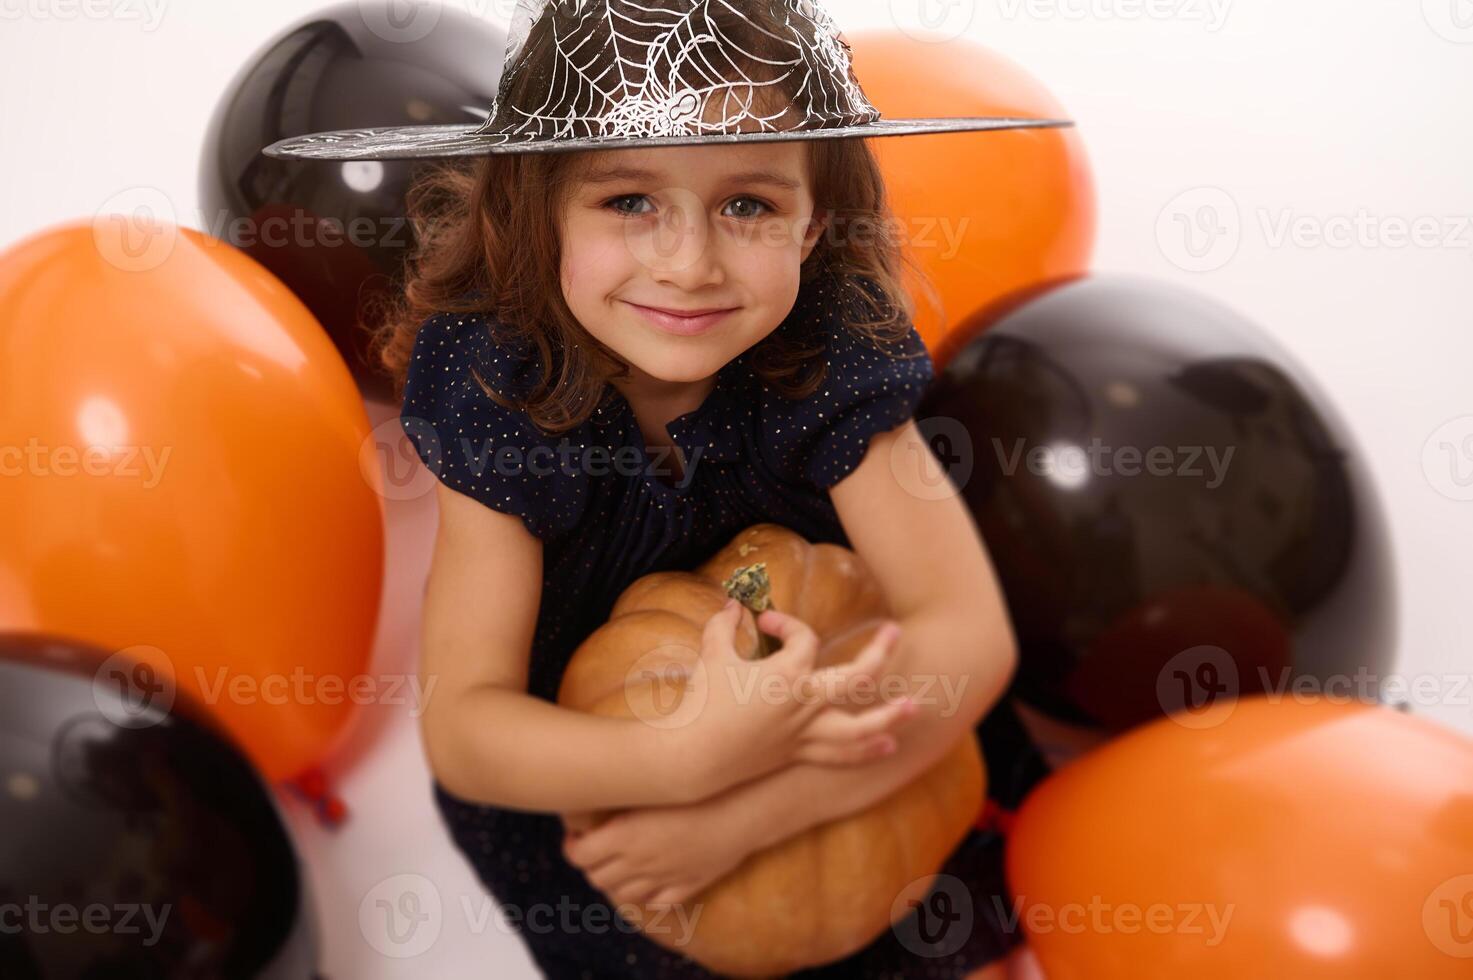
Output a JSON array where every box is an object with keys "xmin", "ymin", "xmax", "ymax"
[{"xmin": 266, "ymin": 1, "xmax": 1059, "ymax": 977}]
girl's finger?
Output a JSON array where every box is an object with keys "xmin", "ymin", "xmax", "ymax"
[
  {"xmin": 795, "ymin": 732, "xmax": 897, "ymax": 767},
  {"xmin": 817, "ymin": 622, "xmax": 901, "ymax": 691},
  {"xmin": 757, "ymin": 607, "xmax": 817, "ymax": 643},
  {"xmin": 699, "ymin": 597, "xmax": 744, "ymax": 658},
  {"xmin": 804, "ymin": 697, "xmax": 916, "ymax": 746},
  {"xmin": 650, "ymin": 884, "xmax": 688, "ymax": 908},
  {"xmin": 757, "ymin": 609, "xmax": 819, "ymax": 665},
  {"xmin": 587, "ymin": 857, "xmax": 635, "ymax": 892},
  {"xmin": 565, "ymin": 831, "xmax": 618, "ymax": 872},
  {"xmin": 614, "ymin": 876, "xmax": 660, "ymax": 908}
]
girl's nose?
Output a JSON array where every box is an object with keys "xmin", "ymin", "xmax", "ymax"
[{"xmin": 642, "ymin": 197, "xmax": 725, "ymax": 288}]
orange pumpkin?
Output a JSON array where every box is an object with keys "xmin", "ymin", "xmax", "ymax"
[{"xmin": 557, "ymin": 524, "xmax": 985, "ymax": 977}]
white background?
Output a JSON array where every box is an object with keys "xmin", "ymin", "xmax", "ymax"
[{"xmin": 3, "ymin": 1, "xmax": 1470, "ymax": 977}]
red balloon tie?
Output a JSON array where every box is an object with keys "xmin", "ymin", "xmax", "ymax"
[
  {"xmin": 975, "ymin": 798, "xmax": 1016, "ymax": 836},
  {"xmin": 287, "ymin": 767, "xmax": 350, "ymax": 829}
]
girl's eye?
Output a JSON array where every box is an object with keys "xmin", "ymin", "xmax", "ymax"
[
  {"xmin": 604, "ymin": 194, "xmax": 654, "ymax": 217},
  {"xmin": 724, "ymin": 196, "xmax": 773, "ymax": 219},
  {"xmin": 601, "ymin": 195, "xmax": 773, "ymax": 220}
]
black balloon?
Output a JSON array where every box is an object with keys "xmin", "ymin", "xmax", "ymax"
[
  {"xmin": 199, "ymin": 1, "xmax": 508, "ymax": 403},
  {"xmin": 921, "ymin": 275, "xmax": 1397, "ymax": 733},
  {"xmin": 0, "ymin": 633, "xmax": 318, "ymax": 979}
]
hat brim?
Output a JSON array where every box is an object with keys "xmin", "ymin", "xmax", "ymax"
[{"xmin": 260, "ymin": 116, "xmax": 1074, "ymax": 162}]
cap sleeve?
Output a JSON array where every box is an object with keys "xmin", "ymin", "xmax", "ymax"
[
  {"xmin": 759, "ymin": 276, "xmax": 935, "ymax": 490},
  {"xmin": 399, "ymin": 311, "xmax": 587, "ymax": 539}
]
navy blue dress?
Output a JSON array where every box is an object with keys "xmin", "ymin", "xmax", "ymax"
[{"xmin": 400, "ymin": 271, "xmax": 1032, "ymax": 979}]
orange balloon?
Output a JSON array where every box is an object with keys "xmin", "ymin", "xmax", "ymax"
[
  {"xmin": 848, "ymin": 32, "xmax": 1097, "ymax": 363},
  {"xmin": 1006, "ymin": 697, "xmax": 1473, "ymax": 979},
  {"xmin": 0, "ymin": 219, "xmax": 384, "ymax": 781}
]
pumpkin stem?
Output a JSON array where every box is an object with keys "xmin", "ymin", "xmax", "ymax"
[{"xmin": 722, "ymin": 562, "xmax": 775, "ymax": 659}]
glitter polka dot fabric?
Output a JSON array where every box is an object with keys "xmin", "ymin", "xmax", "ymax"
[
  {"xmin": 398, "ymin": 314, "xmax": 592, "ymax": 541},
  {"xmin": 398, "ymin": 271, "xmax": 1030, "ymax": 977},
  {"xmin": 756, "ymin": 278, "xmax": 934, "ymax": 490}
]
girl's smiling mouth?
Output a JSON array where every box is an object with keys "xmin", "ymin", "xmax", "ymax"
[{"xmin": 623, "ymin": 301, "xmax": 738, "ymax": 337}]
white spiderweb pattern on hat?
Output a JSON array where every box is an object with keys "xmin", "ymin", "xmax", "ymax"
[
  {"xmin": 260, "ymin": 0, "xmax": 1070, "ymax": 159},
  {"xmin": 480, "ymin": 0, "xmax": 881, "ymax": 142}
]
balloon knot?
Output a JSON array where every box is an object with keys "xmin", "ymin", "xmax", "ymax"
[
  {"xmin": 975, "ymin": 797, "xmax": 1016, "ymax": 836},
  {"xmin": 286, "ymin": 767, "xmax": 349, "ymax": 829}
]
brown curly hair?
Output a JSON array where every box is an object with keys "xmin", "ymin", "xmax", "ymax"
[{"xmin": 367, "ymin": 4, "xmax": 937, "ymax": 436}]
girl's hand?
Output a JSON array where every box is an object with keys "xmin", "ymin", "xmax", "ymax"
[
  {"xmin": 562, "ymin": 793, "xmax": 755, "ymax": 910},
  {"xmin": 676, "ymin": 598, "xmax": 920, "ymax": 798}
]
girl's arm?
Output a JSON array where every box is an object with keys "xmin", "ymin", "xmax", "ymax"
[
  {"xmin": 686, "ymin": 604, "xmax": 1009, "ymax": 859},
  {"xmin": 562, "ymin": 421, "xmax": 1016, "ymax": 905},
  {"xmin": 417, "ymin": 482, "xmax": 911, "ymax": 815},
  {"xmin": 562, "ymin": 598, "xmax": 998, "ymax": 906},
  {"xmin": 694, "ymin": 420, "xmax": 1017, "ymax": 853},
  {"xmin": 418, "ymin": 482, "xmax": 713, "ymax": 812}
]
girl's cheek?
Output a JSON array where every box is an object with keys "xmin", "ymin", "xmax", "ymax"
[
  {"xmin": 560, "ymin": 245, "xmax": 612, "ymax": 288},
  {"xmin": 727, "ymin": 216, "xmax": 803, "ymax": 255},
  {"xmin": 568, "ymin": 228, "xmax": 636, "ymax": 274}
]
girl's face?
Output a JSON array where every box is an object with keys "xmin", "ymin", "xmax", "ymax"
[{"xmin": 558, "ymin": 142, "xmax": 826, "ymax": 388}]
